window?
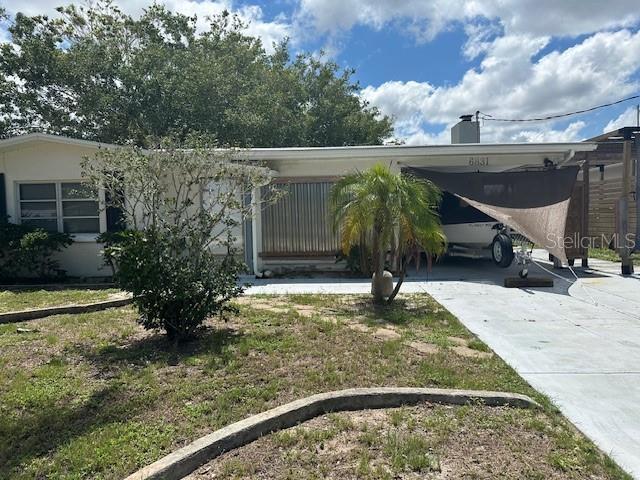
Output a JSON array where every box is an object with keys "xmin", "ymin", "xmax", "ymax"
[
  {"xmin": 61, "ymin": 183, "xmax": 100, "ymax": 233},
  {"xmin": 19, "ymin": 183, "xmax": 58, "ymax": 232},
  {"xmin": 18, "ymin": 182, "xmax": 101, "ymax": 235}
]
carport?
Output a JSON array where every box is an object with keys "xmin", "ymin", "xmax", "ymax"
[{"xmin": 243, "ymin": 141, "xmax": 597, "ymax": 276}]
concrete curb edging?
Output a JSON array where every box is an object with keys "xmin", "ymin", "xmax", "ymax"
[
  {"xmin": 0, "ymin": 297, "xmax": 133, "ymax": 324},
  {"xmin": 125, "ymin": 387, "xmax": 540, "ymax": 480}
]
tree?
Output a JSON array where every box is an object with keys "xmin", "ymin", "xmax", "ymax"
[
  {"xmin": 82, "ymin": 137, "xmax": 274, "ymax": 341},
  {"xmin": 330, "ymin": 164, "xmax": 446, "ymax": 304},
  {"xmin": 0, "ymin": 1, "xmax": 393, "ymax": 147}
]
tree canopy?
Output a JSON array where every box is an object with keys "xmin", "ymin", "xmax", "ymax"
[
  {"xmin": 330, "ymin": 164, "xmax": 445, "ymax": 303},
  {"xmin": 0, "ymin": 1, "xmax": 393, "ymax": 147}
]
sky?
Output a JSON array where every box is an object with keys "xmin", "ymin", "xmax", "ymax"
[{"xmin": 2, "ymin": 0, "xmax": 640, "ymax": 144}]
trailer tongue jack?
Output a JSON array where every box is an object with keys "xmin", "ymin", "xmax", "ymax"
[{"xmin": 503, "ymin": 244, "xmax": 554, "ymax": 288}]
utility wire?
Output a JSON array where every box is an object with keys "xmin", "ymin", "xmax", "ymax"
[{"xmin": 478, "ymin": 94, "xmax": 640, "ymax": 122}]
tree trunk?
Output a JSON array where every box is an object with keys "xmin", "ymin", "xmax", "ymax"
[
  {"xmin": 387, "ymin": 255, "xmax": 407, "ymax": 304},
  {"xmin": 371, "ymin": 228, "xmax": 386, "ymax": 304}
]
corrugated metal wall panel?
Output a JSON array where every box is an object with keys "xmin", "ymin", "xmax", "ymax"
[{"xmin": 261, "ymin": 182, "xmax": 339, "ymax": 256}]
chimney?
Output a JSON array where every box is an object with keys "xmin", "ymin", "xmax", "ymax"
[{"xmin": 451, "ymin": 114, "xmax": 480, "ymax": 144}]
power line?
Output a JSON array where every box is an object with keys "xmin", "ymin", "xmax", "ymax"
[{"xmin": 478, "ymin": 94, "xmax": 640, "ymax": 123}]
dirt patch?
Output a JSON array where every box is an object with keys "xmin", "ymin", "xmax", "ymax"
[
  {"xmin": 235, "ymin": 298, "xmax": 322, "ymax": 318},
  {"xmin": 186, "ymin": 403, "xmax": 609, "ymax": 480}
]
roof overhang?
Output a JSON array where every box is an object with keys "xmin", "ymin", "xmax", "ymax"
[
  {"xmin": 238, "ymin": 142, "xmax": 597, "ymax": 172},
  {"xmin": 239, "ymin": 142, "xmax": 596, "ymax": 161},
  {"xmin": 0, "ymin": 134, "xmax": 597, "ymax": 172},
  {"xmin": 0, "ymin": 132, "xmax": 113, "ymax": 152}
]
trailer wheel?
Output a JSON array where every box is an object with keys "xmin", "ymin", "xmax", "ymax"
[{"xmin": 491, "ymin": 234, "xmax": 514, "ymax": 268}]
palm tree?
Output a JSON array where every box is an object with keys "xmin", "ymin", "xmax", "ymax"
[{"xmin": 330, "ymin": 163, "xmax": 446, "ymax": 304}]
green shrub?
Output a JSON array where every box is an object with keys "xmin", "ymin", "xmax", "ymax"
[
  {"xmin": 85, "ymin": 139, "xmax": 274, "ymax": 342},
  {"xmin": 101, "ymin": 229, "xmax": 244, "ymax": 341},
  {"xmin": 0, "ymin": 221, "xmax": 73, "ymax": 282}
]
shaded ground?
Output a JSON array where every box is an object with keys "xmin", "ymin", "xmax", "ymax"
[
  {"xmin": 189, "ymin": 403, "xmax": 620, "ymax": 480},
  {"xmin": 0, "ymin": 294, "xmax": 630, "ymax": 479},
  {"xmin": 0, "ymin": 288, "xmax": 122, "ymax": 313}
]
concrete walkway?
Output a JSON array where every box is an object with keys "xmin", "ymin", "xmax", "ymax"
[{"xmin": 244, "ymin": 252, "xmax": 640, "ymax": 478}]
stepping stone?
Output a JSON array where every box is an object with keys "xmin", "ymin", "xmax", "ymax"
[
  {"xmin": 407, "ymin": 341, "xmax": 438, "ymax": 355},
  {"xmin": 452, "ymin": 345, "xmax": 493, "ymax": 359},
  {"xmin": 294, "ymin": 306, "xmax": 318, "ymax": 317},
  {"xmin": 447, "ymin": 336, "xmax": 468, "ymax": 347},
  {"xmin": 373, "ymin": 328, "xmax": 401, "ymax": 341},
  {"xmin": 347, "ymin": 323, "xmax": 370, "ymax": 333}
]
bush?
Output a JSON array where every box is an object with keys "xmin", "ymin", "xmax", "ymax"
[
  {"xmin": 0, "ymin": 221, "xmax": 73, "ymax": 282},
  {"xmin": 335, "ymin": 244, "xmax": 373, "ymax": 277},
  {"xmin": 85, "ymin": 140, "xmax": 274, "ymax": 341},
  {"xmin": 101, "ymin": 229, "xmax": 244, "ymax": 340}
]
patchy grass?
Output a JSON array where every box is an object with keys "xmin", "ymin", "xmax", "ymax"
[
  {"xmin": 0, "ymin": 288, "xmax": 121, "ymax": 313},
  {"xmin": 189, "ymin": 403, "xmax": 624, "ymax": 480},
  {"xmin": 589, "ymin": 248, "xmax": 640, "ymax": 266},
  {"xmin": 0, "ymin": 294, "xmax": 630, "ymax": 479}
]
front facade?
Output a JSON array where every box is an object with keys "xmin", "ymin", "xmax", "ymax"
[
  {"xmin": 0, "ymin": 133, "xmax": 597, "ymax": 278},
  {"xmin": 0, "ymin": 135, "xmax": 111, "ymax": 277}
]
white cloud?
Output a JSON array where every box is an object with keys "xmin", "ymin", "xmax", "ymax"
[
  {"xmin": 395, "ymin": 120, "xmax": 587, "ymax": 146},
  {"xmin": 297, "ymin": 0, "xmax": 640, "ymax": 42},
  {"xmin": 604, "ymin": 106, "xmax": 640, "ymax": 132},
  {"xmin": 0, "ymin": 0, "xmax": 292, "ymax": 52},
  {"xmin": 362, "ymin": 29, "xmax": 640, "ymax": 144}
]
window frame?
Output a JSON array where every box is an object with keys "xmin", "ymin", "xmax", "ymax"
[{"xmin": 16, "ymin": 180, "xmax": 107, "ymax": 242}]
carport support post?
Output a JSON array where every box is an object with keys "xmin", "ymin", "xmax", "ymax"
[
  {"xmin": 582, "ymin": 153, "xmax": 590, "ymax": 268},
  {"xmin": 251, "ymin": 187, "xmax": 263, "ymax": 276},
  {"xmin": 619, "ymin": 134, "xmax": 634, "ymax": 275},
  {"xmin": 635, "ymin": 131, "xmax": 640, "ymax": 253}
]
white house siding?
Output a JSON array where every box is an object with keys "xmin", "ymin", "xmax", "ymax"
[
  {"xmin": 202, "ymin": 179, "xmax": 244, "ymax": 256},
  {"xmin": 0, "ymin": 139, "xmax": 109, "ymax": 277},
  {"xmin": 0, "ymin": 136, "xmax": 251, "ymax": 278}
]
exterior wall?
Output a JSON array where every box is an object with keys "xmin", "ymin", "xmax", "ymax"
[
  {"xmin": 252, "ymin": 158, "xmax": 376, "ymax": 274},
  {"xmin": 0, "ymin": 140, "xmax": 109, "ymax": 277},
  {"xmin": 0, "ymin": 138, "xmax": 249, "ymax": 278},
  {"xmin": 202, "ymin": 180, "xmax": 244, "ymax": 255}
]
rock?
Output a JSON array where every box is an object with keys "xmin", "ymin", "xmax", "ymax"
[{"xmin": 371, "ymin": 270, "xmax": 394, "ymax": 297}]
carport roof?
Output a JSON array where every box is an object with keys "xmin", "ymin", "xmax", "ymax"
[{"xmin": 241, "ymin": 141, "xmax": 597, "ymax": 161}]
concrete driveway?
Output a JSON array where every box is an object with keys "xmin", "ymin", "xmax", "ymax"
[{"xmin": 245, "ymin": 252, "xmax": 640, "ymax": 477}]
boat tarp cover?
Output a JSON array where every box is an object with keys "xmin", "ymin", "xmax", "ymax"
[{"xmin": 403, "ymin": 166, "xmax": 580, "ymax": 263}]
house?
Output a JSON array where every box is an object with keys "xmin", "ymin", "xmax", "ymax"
[{"xmin": 0, "ymin": 132, "xmax": 596, "ymax": 278}]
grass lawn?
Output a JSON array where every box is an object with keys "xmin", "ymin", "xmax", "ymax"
[
  {"xmin": 0, "ymin": 288, "xmax": 122, "ymax": 313},
  {"xmin": 190, "ymin": 403, "xmax": 612, "ymax": 480},
  {"xmin": 0, "ymin": 294, "xmax": 630, "ymax": 479},
  {"xmin": 589, "ymin": 248, "xmax": 640, "ymax": 266}
]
